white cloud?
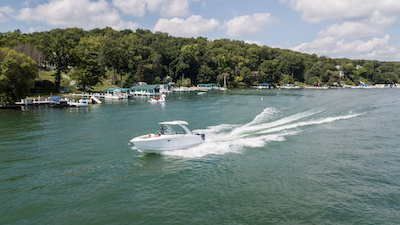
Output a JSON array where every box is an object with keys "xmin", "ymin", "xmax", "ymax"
[
  {"xmin": 112, "ymin": 0, "xmax": 190, "ymax": 17},
  {"xmin": 28, "ymin": 27, "xmax": 35, "ymax": 33},
  {"xmin": 16, "ymin": 0, "xmax": 136, "ymax": 30},
  {"xmin": 159, "ymin": 0, "xmax": 190, "ymax": 17},
  {"xmin": 292, "ymin": 35, "xmax": 400, "ymax": 60},
  {"xmin": 318, "ymin": 21, "xmax": 383, "ymax": 40},
  {"xmin": 0, "ymin": 6, "xmax": 14, "ymax": 23},
  {"xmin": 245, "ymin": 40, "xmax": 264, "ymax": 46},
  {"xmin": 153, "ymin": 15, "xmax": 219, "ymax": 37},
  {"xmin": 375, "ymin": 0, "xmax": 400, "ymax": 16},
  {"xmin": 283, "ymin": 0, "xmax": 400, "ymax": 60},
  {"xmin": 355, "ymin": 34, "xmax": 390, "ymax": 54},
  {"xmin": 320, "ymin": 9, "xmax": 396, "ymax": 40},
  {"xmin": 369, "ymin": 10, "xmax": 396, "ymax": 27},
  {"xmin": 27, "ymin": 27, "xmax": 44, "ymax": 33},
  {"xmin": 283, "ymin": 0, "xmax": 400, "ymax": 23},
  {"xmin": 112, "ymin": 21, "xmax": 139, "ymax": 31},
  {"xmin": 223, "ymin": 13, "xmax": 278, "ymax": 37},
  {"xmin": 284, "ymin": 0, "xmax": 373, "ymax": 23},
  {"xmin": 112, "ymin": 0, "xmax": 147, "ymax": 17}
]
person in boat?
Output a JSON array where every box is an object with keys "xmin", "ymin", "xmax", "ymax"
[{"xmin": 155, "ymin": 125, "xmax": 164, "ymax": 135}]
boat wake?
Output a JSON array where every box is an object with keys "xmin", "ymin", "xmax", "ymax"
[{"xmin": 155, "ymin": 107, "xmax": 363, "ymax": 158}]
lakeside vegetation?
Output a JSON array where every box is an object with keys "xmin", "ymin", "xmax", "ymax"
[{"xmin": 1, "ymin": 27, "xmax": 400, "ymax": 105}]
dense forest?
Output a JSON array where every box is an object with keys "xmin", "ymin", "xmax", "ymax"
[{"xmin": 1, "ymin": 27, "xmax": 400, "ymax": 104}]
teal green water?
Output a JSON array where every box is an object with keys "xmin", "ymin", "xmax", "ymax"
[{"xmin": 1, "ymin": 89, "xmax": 400, "ymax": 224}]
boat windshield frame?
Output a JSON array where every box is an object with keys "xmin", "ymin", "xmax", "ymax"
[{"xmin": 158, "ymin": 121, "xmax": 192, "ymax": 135}]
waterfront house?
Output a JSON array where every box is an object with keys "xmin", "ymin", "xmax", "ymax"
[
  {"xmin": 107, "ymin": 88, "xmax": 131, "ymax": 93},
  {"xmin": 130, "ymin": 84, "xmax": 172, "ymax": 95}
]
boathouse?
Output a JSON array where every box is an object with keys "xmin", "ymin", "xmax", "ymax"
[{"xmin": 198, "ymin": 83, "xmax": 221, "ymax": 90}]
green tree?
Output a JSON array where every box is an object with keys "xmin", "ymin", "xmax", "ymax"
[
  {"xmin": 197, "ymin": 64, "xmax": 214, "ymax": 84},
  {"xmin": 173, "ymin": 44, "xmax": 200, "ymax": 83},
  {"xmin": 356, "ymin": 66, "xmax": 368, "ymax": 79},
  {"xmin": 3, "ymin": 27, "xmax": 400, "ymax": 88},
  {"xmin": 0, "ymin": 47, "xmax": 37, "ymax": 105},
  {"xmin": 233, "ymin": 75, "xmax": 244, "ymax": 87},
  {"xmin": 326, "ymin": 70, "xmax": 340, "ymax": 86},
  {"xmin": 258, "ymin": 60, "xmax": 278, "ymax": 84},
  {"xmin": 277, "ymin": 52, "xmax": 305, "ymax": 82},
  {"xmin": 342, "ymin": 63, "xmax": 356, "ymax": 80},
  {"xmin": 175, "ymin": 77, "xmax": 191, "ymax": 87},
  {"xmin": 152, "ymin": 54, "xmax": 164, "ymax": 82},
  {"xmin": 49, "ymin": 34, "xmax": 76, "ymax": 92},
  {"xmin": 72, "ymin": 50, "xmax": 105, "ymax": 90},
  {"xmin": 99, "ymin": 36, "xmax": 120, "ymax": 84},
  {"xmin": 304, "ymin": 65, "xmax": 321, "ymax": 84},
  {"xmin": 247, "ymin": 47, "xmax": 260, "ymax": 70},
  {"xmin": 2, "ymin": 30, "xmax": 27, "ymax": 47},
  {"xmin": 282, "ymin": 74, "xmax": 295, "ymax": 84},
  {"xmin": 240, "ymin": 66, "xmax": 254, "ymax": 85},
  {"xmin": 13, "ymin": 43, "xmax": 45, "ymax": 69},
  {"xmin": 78, "ymin": 35, "xmax": 104, "ymax": 53}
]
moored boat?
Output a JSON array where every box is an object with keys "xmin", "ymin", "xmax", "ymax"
[
  {"xmin": 50, "ymin": 96, "xmax": 68, "ymax": 107},
  {"xmin": 149, "ymin": 94, "xmax": 166, "ymax": 103},
  {"xmin": 68, "ymin": 101, "xmax": 88, "ymax": 107}
]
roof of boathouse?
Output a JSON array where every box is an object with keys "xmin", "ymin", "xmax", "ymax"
[{"xmin": 107, "ymin": 88, "xmax": 131, "ymax": 92}]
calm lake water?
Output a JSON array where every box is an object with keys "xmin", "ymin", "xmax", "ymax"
[{"xmin": 1, "ymin": 89, "xmax": 400, "ymax": 224}]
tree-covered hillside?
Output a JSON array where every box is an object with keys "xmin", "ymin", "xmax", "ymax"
[{"xmin": 1, "ymin": 27, "xmax": 400, "ymax": 91}]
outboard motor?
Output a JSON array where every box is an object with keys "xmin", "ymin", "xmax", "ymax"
[{"xmin": 195, "ymin": 133, "xmax": 205, "ymax": 141}]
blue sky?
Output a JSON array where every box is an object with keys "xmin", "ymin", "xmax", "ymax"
[{"xmin": 1, "ymin": 0, "xmax": 400, "ymax": 61}]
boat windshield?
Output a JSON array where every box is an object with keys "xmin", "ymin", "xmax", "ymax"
[{"xmin": 155, "ymin": 124, "xmax": 189, "ymax": 135}]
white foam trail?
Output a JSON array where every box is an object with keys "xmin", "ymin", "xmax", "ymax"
[
  {"xmin": 246, "ymin": 107, "xmax": 277, "ymax": 126},
  {"xmin": 194, "ymin": 123, "xmax": 239, "ymax": 135},
  {"xmin": 255, "ymin": 113, "xmax": 363, "ymax": 135},
  {"xmin": 231, "ymin": 109, "xmax": 319, "ymax": 136},
  {"xmin": 158, "ymin": 109, "xmax": 363, "ymax": 159},
  {"xmin": 162, "ymin": 131, "xmax": 299, "ymax": 158}
]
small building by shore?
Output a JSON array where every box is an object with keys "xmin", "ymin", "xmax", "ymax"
[{"xmin": 130, "ymin": 84, "xmax": 172, "ymax": 95}]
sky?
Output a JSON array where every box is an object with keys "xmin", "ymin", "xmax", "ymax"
[{"xmin": 1, "ymin": 0, "xmax": 400, "ymax": 61}]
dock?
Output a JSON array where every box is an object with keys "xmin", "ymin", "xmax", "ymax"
[{"xmin": 15, "ymin": 96, "xmax": 51, "ymax": 105}]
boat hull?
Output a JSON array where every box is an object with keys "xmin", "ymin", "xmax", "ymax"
[
  {"xmin": 68, "ymin": 102, "xmax": 88, "ymax": 107},
  {"xmin": 130, "ymin": 134, "xmax": 204, "ymax": 153},
  {"xmin": 149, "ymin": 99, "xmax": 165, "ymax": 103}
]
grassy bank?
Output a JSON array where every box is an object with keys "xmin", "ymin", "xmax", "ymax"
[{"xmin": 33, "ymin": 70, "xmax": 114, "ymax": 97}]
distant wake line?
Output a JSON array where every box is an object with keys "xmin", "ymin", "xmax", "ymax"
[{"xmin": 158, "ymin": 108, "xmax": 363, "ymax": 158}]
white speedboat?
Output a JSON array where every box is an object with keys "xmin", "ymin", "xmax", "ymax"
[{"xmin": 129, "ymin": 121, "xmax": 205, "ymax": 153}]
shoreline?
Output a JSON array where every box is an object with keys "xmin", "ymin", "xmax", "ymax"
[{"xmin": 2, "ymin": 86, "xmax": 399, "ymax": 110}]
